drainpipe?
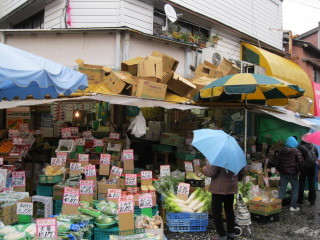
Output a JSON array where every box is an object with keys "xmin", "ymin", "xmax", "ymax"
[
  {"xmin": 115, "ymin": 31, "xmax": 121, "ymax": 70},
  {"xmin": 0, "ymin": 32, "xmax": 5, "ymax": 44}
]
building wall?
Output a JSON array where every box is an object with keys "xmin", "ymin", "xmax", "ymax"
[
  {"xmin": 44, "ymin": 0, "xmax": 66, "ymax": 29},
  {"xmin": 301, "ymin": 33, "xmax": 318, "ymax": 47},
  {"xmin": 0, "ymin": 0, "xmax": 28, "ymax": 18},
  {"xmin": 292, "ymin": 45, "xmax": 314, "ymax": 82}
]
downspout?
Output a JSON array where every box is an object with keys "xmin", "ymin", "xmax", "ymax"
[{"xmin": 0, "ymin": 32, "xmax": 5, "ymax": 44}]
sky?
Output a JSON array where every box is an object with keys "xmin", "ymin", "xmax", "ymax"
[{"xmin": 282, "ymin": 0, "xmax": 320, "ymax": 35}]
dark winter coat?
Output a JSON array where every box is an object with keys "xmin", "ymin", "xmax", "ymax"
[{"xmin": 275, "ymin": 147, "xmax": 304, "ymax": 175}]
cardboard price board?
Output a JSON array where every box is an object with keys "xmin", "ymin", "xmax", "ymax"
[
  {"xmin": 140, "ymin": 171, "xmax": 152, "ymax": 185},
  {"xmin": 204, "ymin": 177, "xmax": 211, "ymax": 191},
  {"xmin": 84, "ymin": 165, "xmax": 97, "ymax": 182},
  {"xmin": 107, "ymin": 189, "xmax": 122, "ymax": 203},
  {"xmin": 138, "ymin": 193, "xmax": 153, "ymax": 209},
  {"xmin": 185, "ymin": 161, "xmax": 193, "ymax": 173},
  {"xmin": 78, "ymin": 154, "xmax": 89, "ymax": 166},
  {"xmin": 193, "ymin": 159, "xmax": 200, "ymax": 172},
  {"xmin": 0, "ymin": 157, "xmax": 3, "ymax": 166},
  {"xmin": 80, "ymin": 180, "xmax": 94, "ymax": 203},
  {"xmin": 122, "ymin": 149, "xmax": 134, "ymax": 171},
  {"xmin": 61, "ymin": 128, "xmax": 72, "ymax": 138},
  {"xmin": 12, "ymin": 171, "xmax": 26, "ymax": 192},
  {"xmin": 83, "ymin": 131, "xmax": 92, "ymax": 138},
  {"xmin": 62, "ymin": 187, "xmax": 79, "ymax": 214},
  {"xmin": 109, "ymin": 166, "xmax": 123, "ymax": 179},
  {"xmin": 109, "ymin": 133, "xmax": 120, "ymax": 139},
  {"xmin": 99, "ymin": 154, "xmax": 111, "ymax": 176},
  {"xmin": 51, "ymin": 158, "xmax": 66, "ymax": 166},
  {"xmin": 118, "ymin": 195, "xmax": 134, "ymax": 231},
  {"xmin": 8, "ymin": 129, "xmax": 19, "ymax": 138},
  {"xmin": 17, "ymin": 202, "xmax": 33, "ymax": 215},
  {"xmin": 19, "ymin": 123, "xmax": 29, "ymax": 132},
  {"xmin": 70, "ymin": 127, "xmax": 79, "ymax": 136},
  {"xmin": 56, "ymin": 152, "xmax": 67, "ymax": 160},
  {"xmin": 69, "ymin": 163, "xmax": 81, "ymax": 175},
  {"xmin": 94, "ymin": 139, "xmax": 104, "ymax": 147},
  {"xmin": 125, "ymin": 174, "xmax": 137, "ymax": 186},
  {"xmin": 75, "ymin": 138, "xmax": 85, "ymax": 146},
  {"xmin": 36, "ymin": 218, "xmax": 58, "ymax": 239},
  {"xmin": 160, "ymin": 165, "xmax": 170, "ymax": 177},
  {"xmin": 177, "ymin": 183, "xmax": 190, "ymax": 201},
  {"xmin": 107, "ymin": 142, "xmax": 121, "ymax": 152},
  {"xmin": 13, "ymin": 137, "xmax": 23, "ymax": 145}
]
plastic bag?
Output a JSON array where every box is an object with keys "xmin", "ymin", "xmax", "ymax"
[{"xmin": 128, "ymin": 111, "xmax": 146, "ymax": 138}]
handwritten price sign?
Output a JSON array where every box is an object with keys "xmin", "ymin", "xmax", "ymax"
[
  {"xmin": 19, "ymin": 124, "xmax": 28, "ymax": 132},
  {"xmin": 8, "ymin": 129, "xmax": 19, "ymax": 138},
  {"xmin": 122, "ymin": 149, "xmax": 134, "ymax": 161},
  {"xmin": 57, "ymin": 152, "xmax": 67, "ymax": 160},
  {"xmin": 70, "ymin": 163, "xmax": 81, "ymax": 171},
  {"xmin": 51, "ymin": 158, "xmax": 66, "ymax": 166},
  {"xmin": 100, "ymin": 154, "xmax": 111, "ymax": 165},
  {"xmin": 110, "ymin": 166, "xmax": 123, "ymax": 176},
  {"xmin": 13, "ymin": 138, "xmax": 23, "ymax": 145},
  {"xmin": 205, "ymin": 177, "xmax": 211, "ymax": 186},
  {"xmin": 160, "ymin": 165, "xmax": 170, "ymax": 177},
  {"xmin": 84, "ymin": 165, "xmax": 96, "ymax": 177},
  {"xmin": 80, "ymin": 180, "xmax": 94, "ymax": 195},
  {"xmin": 0, "ymin": 157, "xmax": 3, "ymax": 166},
  {"xmin": 125, "ymin": 174, "xmax": 137, "ymax": 186},
  {"xmin": 193, "ymin": 159, "xmax": 200, "ymax": 166},
  {"xmin": 140, "ymin": 171, "xmax": 152, "ymax": 180},
  {"xmin": 12, "ymin": 171, "xmax": 26, "ymax": 187},
  {"xmin": 83, "ymin": 131, "xmax": 92, "ymax": 138},
  {"xmin": 70, "ymin": 127, "xmax": 79, "ymax": 135},
  {"xmin": 61, "ymin": 128, "xmax": 71, "ymax": 138},
  {"xmin": 185, "ymin": 162, "xmax": 193, "ymax": 172},
  {"xmin": 107, "ymin": 189, "xmax": 122, "ymax": 199},
  {"xmin": 139, "ymin": 193, "xmax": 153, "ymax": 209},
  {"xmin": 107, "ymin": 143, "xmax": 121, "ymax": 151},
  {"xmin": 36, "ymin": 218, "xmax": 57, "ymax": 239},
  {"xmin": 177, "ymin": 183, "xmax": 190, "ymax": 196},
  {"xmin": 78, "ymin": 154, "xmax": 89, "ymax": 163},
  {"xmin": 17, "ymin": 202, "xmax": 33, "ymax": 215},
  {"xmin": 118, "ymin": 195, "xmax": 134, "ymax": 214},
  {"xmin": 63, "ymin": 187, "xmax": 80, "ymax": 205},
  {"xmin": 109, "ymin": 133, "xmax": 120, "ymax": 139},
  {"xmin": 94, "ymin": 139, "xmax": 104, "ymax": 147},
  {"xmin": 75, "ymin": 138, "xmax": 85, "ymax": 146}
]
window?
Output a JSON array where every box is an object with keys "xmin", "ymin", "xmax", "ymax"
[
  {"xmin": 13, "ymin": 10, "xmax": 44, "ymax": 29},
  {"xmin": 314, "ymin": 69, "xmax": 320, "ymax": 83}
]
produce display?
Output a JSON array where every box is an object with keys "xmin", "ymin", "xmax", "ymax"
[
  {"xmin": 44, "ymin": 165, "xmax": 66, "ymax": 176},
  {"xmin": 0, "ymin": 191, "xmax": 29, "ymax": 207},
  {"xmin": 135, "ymin": 215, "xmax": 162, "ymax": 229},
  {"xmin": 57, "ymin": 174, "xmax": 82, "ymax": 187},
  {"xmin": 0, "ymin": 224, "xmax": 35, "ymax": 240},
  {"xmin": 0, "ymin": 141, "xmax": 13, "ymax": 154},
  {"xmin": 110, "ymin": 233, "xmax": 162, "ymax": 240}
]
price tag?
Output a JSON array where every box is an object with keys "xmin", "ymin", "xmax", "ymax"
[
  {"xmin": 160, "ymin": 165, "xmax": 170, "ymax": 177},
  {"xmin": 80, "ymin": 180, "xmax": 94, "ymax": 195},
  {"xmin": 118, "ymin": 195, "xmax": 134, "ymax": 214},
  {"xmin": 70, "ymin": 127, "xmax": 79, "ymax": 135},
  {"xmin": 63, "ymin": 187, "xmax": 80, "ymax": 205},
  {"xmin": 78, "ymin": 154, "xmax": 89, "ymax": 162},
  {"xmin": 83, "ymin": 131, "xmax": 92, "ymax": 138},
  {"xmin": 110, "ymin": 133, "xmax": 120, "ymax": 139},
  {"xmin": 12, "ymin": 171, "xmax": 26, "ymax": 187},
  {"xmin": 70, "ymin": 163, "xmax": 81, "ymax": 171},
  {"xmin": 84, "ymin": 165, "xmax": 96, "ymax": 177},
  {"xmin": 186, "ymin": 138, "xmax": 192, "ymax": 145},
  {"xmin": 107, "ymin": 189, "xmax": 122, "ymax": 199},
  {"xmin": 140, "ymin": 171, "xmax": 152, "ymax": 180},
  {"xmin": 110, "ymin": 166, "xmax": 123, "ymax": 176},
  {"xmin": 205, "ymin": 177, "xmax": 211, "ymax": 186},
  {"xmin": 61, "ymin": 128, "xmax": 72, "ymax": 138},
  {"xmin": 271, "ymin": 167, "xmax": 276, "ymax": 174},
  {"xmin": 125, "ymin": 174, "xmax": 137, "ymax": 186},
  {"xmin": 193, "ymin": 159, "xmax": 200, "ymax": 166},
  {"xmin": 122, "ymin": 149, "xmax": 134, "ymax": 161},
  {"xmin": 139, "ymin": 193, "xmax": 153, "ymax": 209},
  {"xmin": 51, "ymin": 158, "xmax": 66, "ymax": 166},
  {"xmin": 177, "ymin": 183, "xmax": 190, "ymax": 196},
  {"xmin": 107, "ymin": 143, "xmax": 121, "ymax": 151},
  {"xmin": 13, "ymin": 138, "xmax": 23, "ymax": 145},
  {"xmin": 185, "ymin": 161, "xmax": 193, "ymax": 172},
  {"xmin": 8, "ymin": 129, "xmax": 19, "ymax": 138},
  {"xmin": 57, "ymin": 152, "xmax": 68, "ymax": 160},
  {"xmin": 75, "ymin": 138, "xmax": 85, "ymax": 146},
  {"xmin": 100, "ymin": 154, "xmax": 111, "ymax": 165},
  {"xmin": 94, "ymin": 139, "xmax": 104, "ymax": 147},
  {"xmin": 17, "ymin": 202, "xmax": 33, "ymax": 215},
  {"xmin": 0, "ymin": 157, "xmax": 3, "ymax": 166},
  {"xmin": 19, "ymin": 124, "xmax": 28, "ymax": 132},
  {"xmin": 36, "ymin": 218, "xmax": 57, "ymax": 239}
]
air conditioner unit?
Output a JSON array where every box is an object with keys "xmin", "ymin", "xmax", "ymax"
[{"xmin": 246, "ymin": 64, "xmax": 266, "ymax": 74}]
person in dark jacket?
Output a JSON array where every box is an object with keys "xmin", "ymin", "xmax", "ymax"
[
  {"xmin": 297, "ymin": 133, "xmax": 319, "ymax": 205},
  {"xmin": 275, "ymin": 136, "xmax": 304, "ymax": 212},
  {"xmin": 203, "ymin": 165, "xmax": 245, "ymax": 240}
]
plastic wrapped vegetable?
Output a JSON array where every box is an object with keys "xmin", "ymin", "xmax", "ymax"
[
  {"xmin": 0, "ymin": 226, "xmax": 17, "ymax": 235},
  {"xmin": 3, "ymin": 232, "xmax": 26, "ymax": 240},
  {"xmin": 95, "ymin": 215, "xmax": 115, "ymax": 224},
  {"xmin": 96, "ymin": 201, "xmax": 118, "ymax": 216}
]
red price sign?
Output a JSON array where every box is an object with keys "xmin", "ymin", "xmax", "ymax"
[
  {"xmin": 75, "ymin": 138, "xmax": 85, "ymax": 146},
  {"xmin": 12, "ymin": 171, "xmax": 26, "ymax": 187},
  {"xmin": 80, "ymin": 180, "xmax": 94, "ymax": 195},
  {"xmin": 185, "ymin": 161, "xmax": 193, "ymax": 172},
  {"xmin": 118, "ymin": 195, "xmax": 134, "ymax": 214},
  {"xmin": 193, "ymin": 159, "xmax": 200, "ymax": 166},
  {"xmin": 70, "ymin": 127, "xmax": 79, "ymax": 135},
  {"xmin": 19, "ymin": 124, "xmax": 28, "ymax": 132},
  {"xmin": 61, "ymin": 128, "xmax": 72, "ymax": 138},
  {"xmin": 70, "ymin": 163, "xmax": 81, "ymax": 171},
  {"xmin": 177, "ymin": 183, "xmax": 190, "ymax": 196},
  {"xmin": 100, "ymin": 154, "xmax": 110, "ymax": 165},
  {"xmin": 139, "ymin": 193, "xmax": 153, "ymax": 209},
  {"xmin": 140, "ymin": 171, "xmax": 152, "ymax": 180},
  {"xmin": 83, "ymin": 131, "xmax": 92, "ymax": 138},
  {"xmin": 51, "ymin": 158, "xmax": 66, "ymax": 166},
  {"xmin": 0, "ymin": 157, "xmax": 3, "ymax": 166},
  {"xmin": 57, "ymin": 152, "xmax": 68, "ymax": 160},
  {"xmin": 160, "ymin": 165, "xmax": 170, "ymax": 177},
  {"xmin": 107, "ymin": 189, "xmax": 122, "ymax": 199},
  {"xmin": 94, "ymin": 139, "xmax": 104, "ymax": 147},
  {"xmin": 13, "ymin": 138, "xmax": 23, "ymax": 145},
  {"xmin": 17, "ymin": 202, "xmax": 33, "ymax": 215},
  {"xmin": 122, "ymin": 149, "xmax": 134, "ymax": 161},
  {"xmin": 36, "ymin": 218, "xmax": 57, "ymax": 239},
  {"xmin": 78, "ymin": 154, "xmax": 89, "ymax": 163},
  {"xmin": 125, "ymin": 174, "xmax": 137, "ymax": 186},
  {"xmin": 109, "ymin": 133, "xmax": 120, "ymax": 139},
  {"xmin": 110, "ymin": 166, "xmax": 123, "ymax": 176},
  {"xmin": 8, "ymin": 129, "xmax": 19, "ymax": 138},
  {"xmin": 63, "ymin": 187, "xmax": 80, "ymax": 205},
  {"xmin": 84, "ymin": 165, "xmax": 96, "ymax": 177}
]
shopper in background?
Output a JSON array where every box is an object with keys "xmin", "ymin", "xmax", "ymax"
[
  {"xmin": 275, "ymin": 136, "xmax": 304, "ymax": 212},
  {"xmin": 203, "ymin": 165, "xmax": 245, "ymax": 240},
  {"xmin": 297, "ymin": 133, "xmax": 319, "ymax": 205}
]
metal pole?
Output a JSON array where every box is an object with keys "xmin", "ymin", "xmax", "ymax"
[{"xmin": 244, "ymin": 108, "xmax": 247, "ymax": 158}]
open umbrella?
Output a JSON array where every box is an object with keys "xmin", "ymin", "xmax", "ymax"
[
  {"xmin": 302, "ymin": 132, "xmax": 320, "ymax": 145},
  {"xmin": 0, "ymin": 43, "xmax": 87, "ymax": 100},
  {"xmin": 191, "ymin": 129, "xmax": 247, "ymax": 174},
  {"xmin": 196, "ymin": 73, "xmax": 305, "ymax": 106}
]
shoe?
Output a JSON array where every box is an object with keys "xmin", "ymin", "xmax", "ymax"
[{"xmin": 290, "ymin": 207, "xmax": 300, "ymax": 212}]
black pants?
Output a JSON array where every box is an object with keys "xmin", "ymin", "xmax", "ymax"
[
  {"xmin": 298, "ymin": 166, "xmax": 316, "ymax": 203},
  {"xmin": 212, "ymin": 194, "xmax": 235, "ymax": 237}
]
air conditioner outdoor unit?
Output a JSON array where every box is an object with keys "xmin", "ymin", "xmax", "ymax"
[{"xmin": 245, "ymin": 64, "xmax": 266, "ymax": 74}]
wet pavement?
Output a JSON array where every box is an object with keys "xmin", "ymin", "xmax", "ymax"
[{"xmin": 165, "ymin": 196, "xmax": 320, "ymax": 240}]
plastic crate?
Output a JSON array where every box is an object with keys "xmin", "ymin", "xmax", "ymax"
[
  {"xmin": 54, "ymin": 200, "xmax": 63, "ymax": 215},
  {"xmin": 175, "ymin": 152, "xmax": 196, "ymax": 160},
  {"xmin": 83, "ymin": 231, "xmax": 93, "ymax": 240},
  {"xmin": 39, "ymin": 174, "xmax": 63, "ymax": 184},
  {"xmin": 152, "ymin": 144, "xmax": 174, "ymax": 152},
  {"xmin": 167, "ymin": 218, "xmax": 208, "ymax": 227},
  {"xmin": 166, "ymin": 212, "xmax": 208, "ymax": 220},
  {"xmin": 18, "ymin": 215, "xmax": 32, "ymax": 224},
  {"xmin": 168, "ymin": 225, "xmax": 207, "ymax": 232},
  {"xmin": 93, "ymin": 227, "xmax": 145, "ymax": 240},
  {"xmin": 36, "ymin": 185, "xmax": 54, "ymax": 197},
  {"xmin": 134, "ymin": 205, "xmax": 158, "ymax": 216}
]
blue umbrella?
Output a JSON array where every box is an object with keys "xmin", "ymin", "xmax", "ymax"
[
  {"xmin": 0, "ymin": 43, "xmax": 88, "ymax": 100},
  {"xmin": 191, "ymin": 129, "xmax": 247, "ymax": 174}
]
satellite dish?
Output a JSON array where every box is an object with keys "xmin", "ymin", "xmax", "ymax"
[
  {"xmin": 212, "ymin": 52, "xmax": 222, "ymax": 66},
  {"xmin": 164, "ymin": 4, "xmax": 178, "ymax": 23}
]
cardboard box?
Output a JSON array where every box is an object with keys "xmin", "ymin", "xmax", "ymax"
[
  {"xmin": 286, "ymin": 99, "xmax": 300, "ymax": 112},
  {"xmin": 248, "ymin": 199, "xmax": 282, "ymax": 216},
  {"xmin": 138, "ymin": 56, "xmax": 163, "ymax": 80},
  {"xmin": 135, "ymin": 79, "xmax": 167, "ymax": 100},
  {"xmin": 130, "ymin": 77, "xmax": 158, "ymax": 96},
  {"xmin": 0, "ymin": 214, "xmax": 18, "ymax": 225},
  {"xmin": 98, "ymin": 182, "xmax": 119, "ymax": 193},
  {"xmin": 161, "ymin": 71, "xmax": 174, "ymax": 84},
  {"xmin": 167, "ymin": 73, "xmax": 196, "ymax": 97},
  {"xmin": 121, "ymin": 57, "xmax": 143, "ymax": 76},
  {"xmin": 105, "ymin": 71, "xmax": 134, "ymax": 94},
  {"xmin": 160, "ymin": 133, "xmax": 185, "ymax": 147},
  {"xmin": 216, "ymin": 58, "xmax": 239, "ymax": 76},
  {"xmin": 75, "ymin": 59, "xmax": 111, "ymax": 85},
  {"xmin": 145, "ymin": 121, "xmax": 162, "ymax": 141},
  {"xmin": 0, "ymin": 197, "xmax": 31, "ymax": 216},
  {"xmin": 151, "ymin": 51, "xmax": 179, "ymax": 72}
]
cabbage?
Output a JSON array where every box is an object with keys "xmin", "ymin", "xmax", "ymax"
[
  {"xmin": 96, "ymin": 215, "xmax": 115, "ymax": 224},
  {"xmin": 96, "ymin": 201, "xmax": 118, "ymax": 216}
]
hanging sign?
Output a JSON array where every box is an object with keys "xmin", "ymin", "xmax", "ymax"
[
  {"xmin": 8, "ymin": 129, "xmax": 19, "ymax": 138},
  {"xmin": 139, "ymin": 193, "xmax": 153, "ymax": 209},
  {"xmin": 36, "ymin": 218, "xmax": 57, "ymax": 239},
  {"xmin": 78, "ymin": 154, "xmax": 89, "ymax": 166},
  {"xmin": 19, "ymin": 124, "xmax": 28, "ymax": 132},
  {"xmin": 109, "ymin": 133, "xmax": 120, "ymax": 139},
  {"xmin": 51, "ymin": 158, "xmax": 66, "ymax": 166},
  {"xmin": 83, "ymin": 131, "xmax": 92, "ymax": 138},
  {"xmin": 160, "ymin": 165, "xmax": 170, "ymax": 177},
  {"xmin": 109, "ymin": 166, "xmax": 123, "ymax": 179},
  {"xmin": 70, "ymin": 163, "xmax": 82, "ymax": 175},
  {"xmin": 177, "ymin": 183, "xmax": 190, "ymax": 201},
  {"xmin": 80, "ymin": 180, "xmax": 94, "ymax": 195},
  {"xmin": 99, "ymin": 154, "xmax": 111, "ymax": 176},
  {"xmin": 17, "ymin": 202, "xmax": 33, "ymax": 215},
  {"xmin": 125, "ymin": 174, "xmax": 137, "ymax": 186},
  {"xmin": 185, "ymin": 161, "xmax": 193, "ymax": 173},
  {"xmin": 61, "ymin": 128, "xmax": 71, "ymax": 138},
  {"xmin": 75, "ymin": 138, "xmax": 85, "ymax": 146},
  {"xmin": 94, "ymin": 139, "xmax": 104, "ymax": 147}
]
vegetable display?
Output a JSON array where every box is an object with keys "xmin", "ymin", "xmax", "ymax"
[{"xmin": 153, "ymin": 175, "xmax": 185, "ymax": 198}]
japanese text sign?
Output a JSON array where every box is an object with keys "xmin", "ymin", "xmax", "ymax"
[
  {"xmin": 12, "ymin": 171, "xmax": 26, "ymax": 187},
  {"xmin": 83, "ymin": 131, "xmax": 92, "ymax": 138},
  {"xmin": 51, "ymin": 158, "xmax": 66, "ymax": 166},
  {"xmin": 177, "ymin": 183, "xmax": 190, "ymax": 196},
  {"xmin": 78, "ymin": 154, "xmax": 89, "ymax": 163},
  {"xmin": 110, "ymin": 166, "xmax": 123, "ymax": 176},
  {"xmin": 140, "ymin": 171, "xmax": 152, "ymax": 180},
  {"xmin": 107, "ymin": 189, "xmax": 122, "ymax": 199},
  {"xmin": 184, "ymin": 161, "xmax": 193, "ymax": 172},
  {"xmin": 36, "ymin": 218, "xmax": 57, "ymax": 239},
  {"xmin": 138, "ymin": 193, "xmax": 153, "ymax": 209},
  {"xmin": 118, "ymin": 195, "xmax": 134, "ymax": 214},
  {"xmin": 94, "ymin": 139, "xmax": 104, "ymax": 147},
  {"xmin": 61, "ymin": 128, "xmax": 71, "ymax": 138},
  {"xmin": 80, "ymin": 180, "xmax": 94, "ymax": 195},
  {"xmin": 160, "ymin": 165, "xmax": 170, "ymax": 177},
  {"xmin": 70, "ymin": 163, "xmax": 81, "ymax": 171},
  {"xmin": 122, "ymin": 149, "xmax": 134, "ymax": 161},
  {"xmin": 75, "ymin": 138, "xmax": 85, "ymax": 146},
  {"xmin": 63, "ymin": 187, "xmax": 80, "ymax": 205},
  {"xmin": 125, "ymin": 174, "xmax": 137, "ymax": 186},
  {"xmin": 109, "ymin": 133, "xmax": 120, "ymax": 139},
  {"xmin": 84, "ymin": 165, "xmax": 96, "ymax": 177},
  {"xmin": 17, "ymin": 202, "xmax": 33, "ymax": 215},
  {"xmin": 100, "ymin": 154, "xmax": 111, "ymax": 165}
]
